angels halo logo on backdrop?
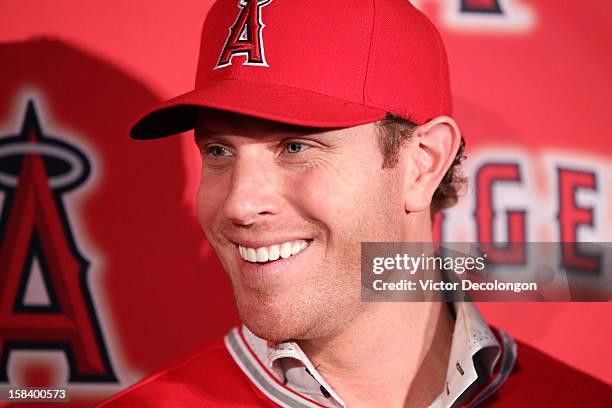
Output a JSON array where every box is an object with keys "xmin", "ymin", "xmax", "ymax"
[{"xmin": 0, "ymin": 99, "xmax": 115, "ymax": 384}]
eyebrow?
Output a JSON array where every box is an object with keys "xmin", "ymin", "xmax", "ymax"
[
  {"xmin": 193, "ymin": 130, "xmax": 230, "ymax": 146},
  {"xmin": 194, "ymin": 124, "xmax": 327, "ymax": 142}
]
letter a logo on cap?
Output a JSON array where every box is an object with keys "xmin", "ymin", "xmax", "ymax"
[{"xmin": 215, "ymin": 0, "xmax": 272, "ymax": 69}]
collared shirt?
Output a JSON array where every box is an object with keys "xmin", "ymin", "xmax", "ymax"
[{"xmin": 224, "ymin": 302, "xmax": 517, "ymax": 408}]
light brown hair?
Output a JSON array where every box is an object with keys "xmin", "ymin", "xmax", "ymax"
[{"xmin": 376, "ymin": 114, "xmax": 467, "ymax": 215}]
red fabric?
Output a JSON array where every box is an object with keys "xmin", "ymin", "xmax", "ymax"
[
  {"xmin": 479, "ymin": 342, "xmax": 612, "ymax": 407},
  {"xmin": 98, "ymin": 338, "xmax": 612, "ymax": 407},
  {"xmin": 130, "ymin": 0, "xmax": 451, "ymax": 138},
  {"xmin": 97, "ymin": 339, "xmax": 277, "ymax": 407}
]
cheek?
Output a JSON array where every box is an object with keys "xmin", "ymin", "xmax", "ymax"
[
  {"xmin": 289, "ymin": 168, "xmax": 356, "ymax": 227},
  {"xmin": 195, "ymin": 178, "xmax": 227, "ymax": 232},
  {"xmin": 290, "ymin": 165, "xmax": 404, "ymax": 244},
  {"xmin": 289, "ymin": 163, "xmax": 395, "ymax": 235}
]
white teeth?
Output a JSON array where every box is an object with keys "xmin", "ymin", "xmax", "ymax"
[
  {"xmin": 238, "ymin": 240, "xmax": 310, "ymax": 263},
  {"xmin": 247, "ymin": 248, "xmax": 257, "ymax": 263},
  {"xmin": 256, "ymin": 247, "xmax": 269, "ymax": 262},
  {"xmin": 291, "ymin": 242, "xmax": 301, "ymax": 255},
  {"xmin": 269, "ymin": 245, "xmax": 280, "ymax": 261},
  {"xmin": 280, "ymin": 242, "xmax": 292, "ymax": 259}
]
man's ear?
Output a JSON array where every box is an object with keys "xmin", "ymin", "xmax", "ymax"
[{"xmin": 403, "ymin": 116, "xmax": 461, "ymax": 212}]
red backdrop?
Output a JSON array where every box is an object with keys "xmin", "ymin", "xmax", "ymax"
[{"xmin": 0, "ymin": 1, "xmax": 610, "ymax": 405}]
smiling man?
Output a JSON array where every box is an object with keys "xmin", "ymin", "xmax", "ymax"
[
  {"xmin": 190, "ymin": 109, "xmax": 464, "ymax": 408},
  {"xmin": 101, "ymin": 0, "xmax": 612, "ymax": 407},
  {"xmin": 193, "ymin": 111, "xmax": 460, "ymax": 348}
]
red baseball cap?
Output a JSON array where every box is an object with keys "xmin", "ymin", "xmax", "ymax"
[{"xmin": 130, "ymin": 0, "xmax": 452, "ymax": 139}]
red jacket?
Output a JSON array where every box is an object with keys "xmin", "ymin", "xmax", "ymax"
[{"xmin": 99, "ymin": 337, "xmax": 612, "ymax": 407}]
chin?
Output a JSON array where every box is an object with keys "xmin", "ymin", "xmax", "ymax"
[
  {"xmin": 239, "ymin": 308, "xmax": 302, "ymax": 343},
  {"xmin": 234, "ymin": 292, "xmax": 312, "ymax": 342}
]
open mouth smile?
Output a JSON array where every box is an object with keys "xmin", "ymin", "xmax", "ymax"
[{"xmin": 238, "ymin": 240, "xmax": 312, "ymax": 264}]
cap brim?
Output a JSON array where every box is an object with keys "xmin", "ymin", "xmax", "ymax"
[{"xmin": 130, "ymin": 79, "xmax": 388, "ymax": 139}]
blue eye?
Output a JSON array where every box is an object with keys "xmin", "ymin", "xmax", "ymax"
[
  {"xmin": 285, "ymin": 142, "xmax": 308, "ymax": 154},
  {"xmin": 207, "ymin": 145, "xmax": 232, "ymax": 157}
]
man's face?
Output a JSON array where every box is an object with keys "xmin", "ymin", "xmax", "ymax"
[{"xmin": 195, "ymin": 111, "xmax": 407, "ymax": 341}]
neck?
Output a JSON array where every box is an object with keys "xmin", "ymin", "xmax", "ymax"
[{"xmin": 298, "ymin": 301, "xmax": 454, "ymax": 408}]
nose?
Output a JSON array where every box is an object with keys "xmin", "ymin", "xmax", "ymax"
[{"xmin": 222, "ymin": 152, "xmax": 282, "ymax": 226}]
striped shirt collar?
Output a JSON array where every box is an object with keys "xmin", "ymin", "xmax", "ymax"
[{"xmin": 225, "ymin": 302, "xmax": 516, "ymax": 408}]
